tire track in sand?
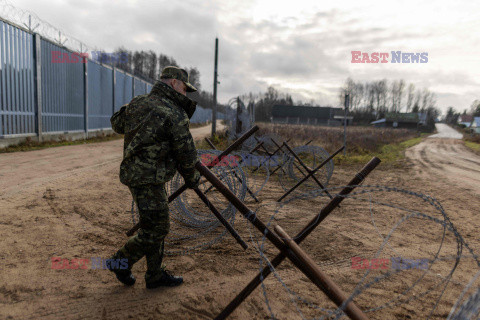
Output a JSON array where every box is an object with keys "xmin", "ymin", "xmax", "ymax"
[{"xmin": 406, "ymin": 124, "xmax": 480, "ymax": 194}]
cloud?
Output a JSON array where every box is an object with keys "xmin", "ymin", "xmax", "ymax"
[{"xmin": 8, "ymin": 0, "xmax": 480, "ymax": 112}]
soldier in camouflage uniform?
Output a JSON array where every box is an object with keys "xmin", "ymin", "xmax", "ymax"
[{"xmin": 109, "ymin": 66, "xmax": 200, "ymax": 289}]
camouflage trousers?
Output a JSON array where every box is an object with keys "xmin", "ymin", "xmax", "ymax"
[{"xmin": 112, "ymin": 183, "xmax": 169, "ymax": 284}]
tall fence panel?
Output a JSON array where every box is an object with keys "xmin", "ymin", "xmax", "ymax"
[
  {"xmin": 41, "ymin": 39, "xmax": 84, "ymax": 133},
  {"xmin": 87, "ymin": 61, "xmax": 114, "ymax": 130},
  {"xmin": 0, "ymin": 21, "xmax": 36, "ymax": 136},
  {"xmin": 114, "ymin": 69, "xmax": 133, "ymax": 112},
  {"xmin": 190, "ymin": 106, "xmax": 225, "ymax": 124},
  {"xmin": 134, "ymin": 78, "xmax": 147, "ymax": 96},
  {"xmin": 0, "ymin": 18, "xmax": 156, "ymax": 141}
]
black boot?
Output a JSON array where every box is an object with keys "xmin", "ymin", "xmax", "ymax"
[
  {"xmin": 107, "ymin": 258, "xmax": 136, "ymax": 286},
  {"xmin": 109, "ymin": 267, "xmax": 136, "ymax": 286},
  {"xmin": 146, "ymin": 270, "xmax": 183, "ymax": 289}
]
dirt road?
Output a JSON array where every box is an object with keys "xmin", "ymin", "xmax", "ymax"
[
  {"xmin": 1, "ymin": 121, "xmax": 479, "ymax": 319},
  {"xmin": 0, "ymin": 121, "xmax": 225, "ymax": 200},
  {"xmin": 406, "ymin": 123, "xmax": 480, "ymax": 194}
]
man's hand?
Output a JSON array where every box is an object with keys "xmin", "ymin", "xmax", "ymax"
[{"xmin": 185, "ymin": 171, "xmax": 201, "ymax": 189}]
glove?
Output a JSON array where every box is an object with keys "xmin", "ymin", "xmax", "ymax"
[{"xmin": 185, "ymin": 171, "xmax": 201, "ymax": 189}]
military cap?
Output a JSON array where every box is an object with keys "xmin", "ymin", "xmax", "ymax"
[{"xmin": 160, "ymin": 66, "xmax": 197, "ymax": 92}]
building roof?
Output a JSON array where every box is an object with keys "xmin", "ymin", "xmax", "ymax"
[
  {"xmin": 459, "ymin": 114, "xmax": 474, "ymax": 123},
  {"xmin": 272, "ymin": 105, "xmax": 339, "ymax": 119},
  {"xmin": 385, "ymin": 112, "xmax": 419, "ymax": 123},
  {"xmin": 371, "ymin": 118, "xmax": 386, "ymax": 124}
]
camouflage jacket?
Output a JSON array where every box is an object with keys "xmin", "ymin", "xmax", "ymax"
[{"xmin": 110, "ymin": 81, "xmax": 199, "ymax": 187}]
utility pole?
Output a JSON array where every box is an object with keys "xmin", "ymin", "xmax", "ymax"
[
  {"xmin": 236, "ymin": 97, "xmax": 243, "ymax": 134},
  {"xmin": 211, "ymin": 37, "xmax": 219, "ymax": 138},
  {"xmin": 344, "ymin": 94, "xmax": 349, "ymax": 156}
]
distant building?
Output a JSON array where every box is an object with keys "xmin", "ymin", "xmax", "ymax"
[
  {"xmin": 471, "ymin": 117, "xmax": 480, "ymax": 133},
  {"xmin": 458, "ymin": 114, "xmax": 474, "ymax": 128},
  {"xmin": 333, "ymin": 109, "xmax": 354, "ymax": 126},
  {"xmin": 371, "ymin": 112, "xmax": 427, "ymax": 129},
  {"xmin": 272, "ymin": 105, "xmax": 350, "ymax": 126}
]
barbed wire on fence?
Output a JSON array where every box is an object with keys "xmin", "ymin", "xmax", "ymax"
[{"xmin": 0, "ymin": 0, "xmax": 94, "ymax": 53}]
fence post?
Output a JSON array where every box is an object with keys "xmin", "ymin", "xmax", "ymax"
[
  {"xmin": 84, "ymin": 59, "xmax": 88, "ymax": 138},
  {"xmin": 112, "ymin": 66, "xmax": 116, "ymax": 115},
  {"xmin": 132, "ymin": 77, "xmax": 135, "ymax": 98},
  {"xmin": 33, "ymin": 33, "xmax": 43, "ymax": 142},
  {"xmin": 344, "ymin": 94, "xmax": 349, "ymax": 156}
]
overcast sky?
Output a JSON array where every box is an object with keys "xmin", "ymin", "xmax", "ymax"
[{"xmin": 8, "ymin": 0, "xmax": 480, "ymax": 113}]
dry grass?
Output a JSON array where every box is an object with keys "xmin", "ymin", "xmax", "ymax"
[
  {"xmin": 0, "ymin": 133, "xmax": 122, "ymax": 153},
  {"xmin": 257, "ymin": 123, "xmax": 420, "ymax": 154},
  {"xmin": 197, "ymin": 123, "xmax": 425, "ymax": 166}
]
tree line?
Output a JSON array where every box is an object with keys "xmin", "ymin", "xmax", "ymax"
[
  {"xmin": 95, "ymin": 47, "xmax": 452, "ymax": 127},
  {"xmin": 339, "ymin": 78, "xmax": 440, "ymax": 124},
  {"xmin": 94, "ymin": 48, "xmax": 229, "ymax": 113},
  {"xmin": 239, "ymin": 87, "xmax": 295, "ymax": 122}
]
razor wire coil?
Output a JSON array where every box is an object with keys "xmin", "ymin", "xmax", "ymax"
[{"xmin": 246, "ymin": 185, "xmax": 480, "ymax": 320}]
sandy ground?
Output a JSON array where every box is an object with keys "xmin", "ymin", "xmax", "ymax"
[
  {"xmin": 406, "ymin": 124, "xmax": 480, "ymax": 195},
  {"xmin": 1, "ymin": 123, "xmax": 479, "ymax": 319}
]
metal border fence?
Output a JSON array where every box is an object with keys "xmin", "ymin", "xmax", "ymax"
[
  {"xmin": 0, "ymin": 19, "xmax": 35, "ymax": 136},
  {"xmin": 0, "ymin": 17, "xmax": 155, "ymax": 138}
]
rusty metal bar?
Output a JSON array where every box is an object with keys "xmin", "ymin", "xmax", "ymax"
[
  {"xmin": 193, "ymin": 188, "xmax": 248, "ymax": 250},
  {"xmin": 282, "ymin": 142, "xmax": 333, "ymax": 198},
  {"xmin": 204, "ymin": 137, "xmax": 260, "ymax": 202},
  {"xmin": 197, "ymin": 161, "xmax": 364, "ymax": 316},
  {"xmin": 126, "ymin": 125, "xmax": 259, "ymax": 237},
  {"xmin": 205, "ymin": 125, "xmax": 259, "ymax": 168},
  {"xmin": 205, "ymin": 137, "xmax": 216, "ymax": 149},
  {"xmin": 268, "ymin": 138, "xmax": 311, "ymax": 176},
  {"xmin": 214, "ymin": 157, "xmax": 381, "ymax": 320},
  {"xmin": 277, "ymin": 145, "xmax": 345, "ymax": 202},
  {"xmin": 251, "ymin": 138, "xmax": 288, "ymax": 175},
  {"xmin": 269, "ymin": 138, "xmax": 309, "ymax": 177},
  {"xmin": 274, "ymin": 225, "xmax": 369, "ymax": 320}
]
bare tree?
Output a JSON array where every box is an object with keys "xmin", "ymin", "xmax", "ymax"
[
  {"xmin": 144, "ymin": 50, "xmax": 157, "ymax": 80},
  {"xmin": 158, "ymin": 54, "xmax": 178, "ymax": 74},
  {"xmin": 378, "ymin": 79, "xmax": 388, "ymax": 114},
  {"xmin": 421, "ymin": 88, "xmax": 431, "ymax": 111},
  {"xmin": 132, "ymin": 51, "xmax": 144, "ymax": 77},
  {"xmin": 471, "ymin": 99, "xmax": 480, "ymax": 116},
  {"xmin": 390, "ymin": 80, "xmax": 398, "ymax": 112},
  {"xmin": 339, "ymin": 78, "xmax": 364, "ymax": 110},
  {"xmin": 365, "ymin": 83, "xmax": 375, "ymax": 112},
  {"xmin": 187, "ymin": 67, "xmax": 201, "ymax": 91},
  {"xmin": 397, "ymin": 79, "xmax": 405, "ymax": 112},
  {"xmin": 406, "ymin": 83, "xmax": 415, "ymax": 112},
  {"xmin": 412, "ymin": 89, "xmax": 422, "ymax": 112}
]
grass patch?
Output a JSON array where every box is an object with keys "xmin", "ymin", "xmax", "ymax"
[
  {"xmin": 195, "ymin": 131, "xmax": 230, "ymax": 150},
  {"xmin": 464, "ymin": 140, "xmax": 480, "ymax": 154},
  {"xmin": 334, "ymin": 136, "xmax": 424, "ymax": 165},
  {"xmin": 0, "ymin": 133, "xmax": 123, "ymax": 153},
  {"xmin": 2, "ymin": 122, "xmax": 213, "ymax": 154}
]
